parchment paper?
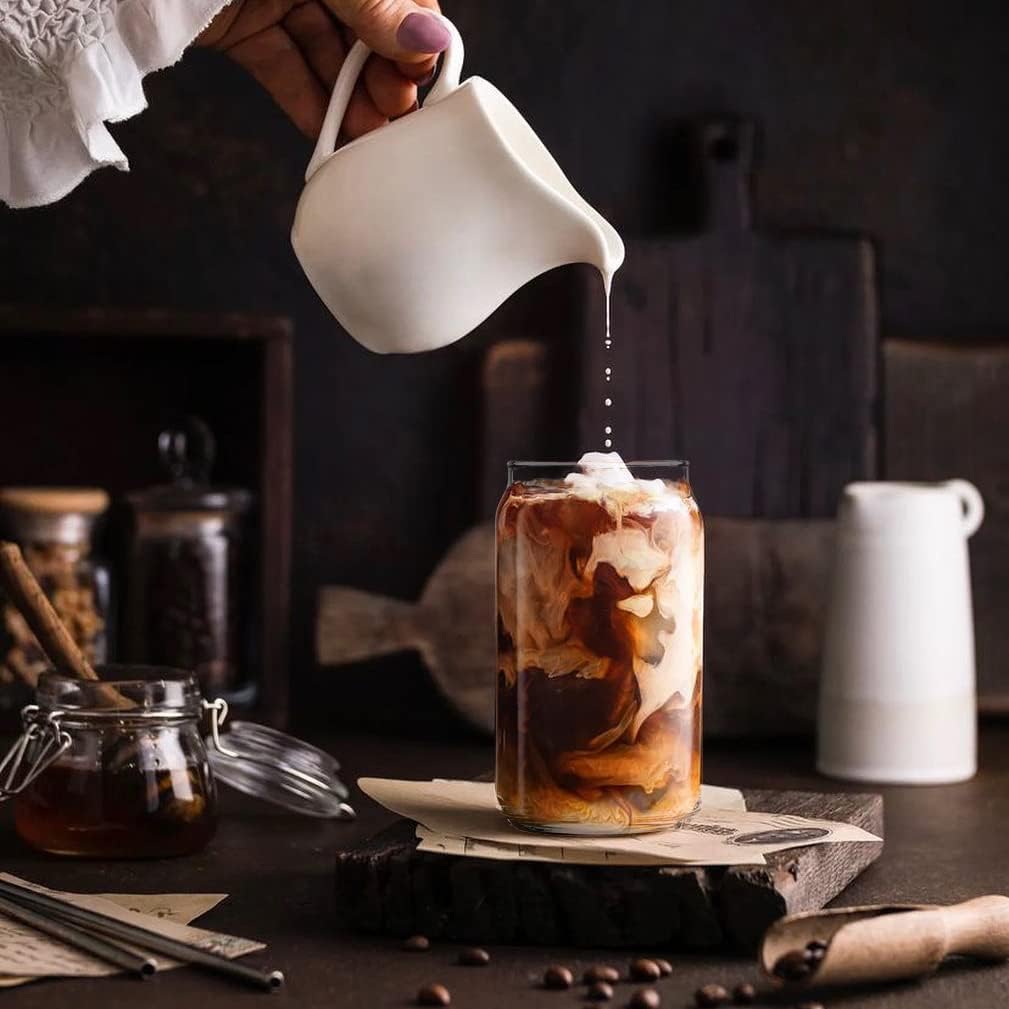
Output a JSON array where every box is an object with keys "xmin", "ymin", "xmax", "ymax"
[
  {"xmin": 0, "ymin": 873, "xmax": 264, "ymax": 986},
  {"xmin": 359, "ymin": 778, "xmax": 880, "ymax": 867}
]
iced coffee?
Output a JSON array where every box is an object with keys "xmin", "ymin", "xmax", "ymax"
[{"xmin": 495, "ymin": 453, "xmax": 703, "ymax": 833}]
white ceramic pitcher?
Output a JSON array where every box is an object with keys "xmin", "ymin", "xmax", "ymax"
[
  {"xmin": 291, "ymin": 16, "xmax": 624, "ymax": 355},
  {"xmin": 817, "ymin": 479, "xmax": 985, "ymax": 784}
]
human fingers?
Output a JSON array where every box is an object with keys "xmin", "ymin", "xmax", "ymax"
[
  {"xmin": 363, "ymin": 54, "xmax": 417, "ymax": 119},
  {"xmin": 282, "ymin": 1, "xmax": 348, "ymax": 89},
  {"xmin": 226, "ymin": 24, "xmax": 328, "ymax": 138},
  {"xmin": 343, "ymin": 84, "xmax": 388, "ymax": 138},
  {"xmin": 323, "ymin": 0, "xmax": 447, "ymax": 65}
]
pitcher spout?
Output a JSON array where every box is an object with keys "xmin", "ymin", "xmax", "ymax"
[{"xmin": 470, "ymin": 78, "xmax": 625, "ymax": 281}]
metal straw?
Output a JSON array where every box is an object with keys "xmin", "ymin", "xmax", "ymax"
[
  {"xmin": 0, "ymin": 894, "xmax": 157, "ymax": 978},
  {"xmin": 0, "ymin": 879, "xmax": 284, "ymax": 992}
]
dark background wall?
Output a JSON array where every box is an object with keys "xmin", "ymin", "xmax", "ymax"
[{"xmin": 1, "ymin": 1, "xmax": 1007, "ymax": 731}]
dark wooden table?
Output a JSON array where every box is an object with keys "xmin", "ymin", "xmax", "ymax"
[{"xmin": 1, "ymin": 725, "xmax": 1008, "ymax": 1008}]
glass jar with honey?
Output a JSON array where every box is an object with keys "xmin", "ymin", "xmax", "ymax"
[
  {"xmin": 0, "ymin": 665, "xmax": 355, "ymax": 857},
  {"xmin": 11, "ymin": 666, "xmax": 217, "ymax": 857}
]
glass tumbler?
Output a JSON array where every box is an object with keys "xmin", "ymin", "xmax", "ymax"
[{"xmin": 495, "ymin": 459, "xmax": 704, "ymax": 834}]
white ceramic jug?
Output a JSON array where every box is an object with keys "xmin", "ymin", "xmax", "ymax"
[
  {"xmin": 291, "ymin": 16, "xmax": 624, "ymax": 355},
  {"xmin": 817, "ymin": 480, "xmax": 985, "ymax": 784}
]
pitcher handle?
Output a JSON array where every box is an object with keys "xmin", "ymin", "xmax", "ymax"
[
  {"xmin": 305, "ymin": 14, "xmax": 465, "ymax": 182},
  {"xmin": 944, "ymin": 479, "xmax": 985, "ymax": 538}
]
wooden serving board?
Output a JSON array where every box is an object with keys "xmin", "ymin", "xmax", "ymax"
[
  {"xmin": 577, "ymin": 118, "xmax": 878, "ymax": 517},
  {"xmin": 334, "ymin": 789, "xmax": 882, "ymax": 952},
  {"xmin": 884, "ymin": 338, "xmax": 1009, "ymax": 714}
]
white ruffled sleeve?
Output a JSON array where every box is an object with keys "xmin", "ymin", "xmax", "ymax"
[{"xmin": 1, "ymin": 0, "xmax": 232, "ymax": 208}]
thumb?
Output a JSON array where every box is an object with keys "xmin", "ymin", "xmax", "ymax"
[{"xmin": 326, "ymin": 1, "xmax": 450, "ymax": 64}]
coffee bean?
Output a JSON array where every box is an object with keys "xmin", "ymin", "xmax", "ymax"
[
  {"xmin": 544, "ymin": 965, "xmax": 574, "ymax": 990},
  {"xmin": 804, "ymin": 941, "xmax": 827, "ymax": 963},
  {"xmin": 772, "ymin": 950, "xmax": 813, "ymax": 981},
  {"xmin": 586, "ymin": 981, "xmax": 614, "ymax": 1001},
  {"xmin": 417, "ymin": 982, "xmax": 450, "ymax": 1006},
  {"xmin": 732, "ymin": 982, "xmax": 756, "ymax": 1005},
  {"xmin": 694, "ymin": 984, "xmax": 729, "ymax": 1008},
  {"xmin": 653, "ymin": 958, "xmax": 672, "ymax": 977},
  {"xmin": 584, "ymin": 965, "xmax": 620, "ymax": 984},
  {"xmin": 629, "ymin": 988, "xmax": 660, "ymax": 1009},
  {"xmin": 629, "ymin": 958, "xmax": 662, "ymax": 982},
  {"xmin": 458, "ymin": 947, "xmax": 490, "ymax": 966},
  {"xmin": 402, "ymin": 935, "xmax": 430, "ymax": 952}
]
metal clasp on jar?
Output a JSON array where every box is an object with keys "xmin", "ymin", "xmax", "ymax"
[
  {"xmin": 201, "ymin": 698, "xmax": 355, "ymax": 819},
  {"xmin": 0, "ymin": 705, "xmax": 72, "ymax": 800}
]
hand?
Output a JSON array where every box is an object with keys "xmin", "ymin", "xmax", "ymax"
[{"xmin": 198, "ymin": 0, "xmax": 448, "ymax": 140}]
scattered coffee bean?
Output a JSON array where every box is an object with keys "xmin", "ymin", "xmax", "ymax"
[
  {"xmin": 804, "ymin": 941, "xmax": 827, "ymax": 963},
  {"xmin": 629, "ymin": 988, "xmax": 661, "ymax": 1009},
  {"xmin": 732, "ymin": 982, "xmax": 756, "ymax": 1005},
  {"xmin": 403, "ymin": 935, "xmax": 430, "ymax": 952},
  {"xmin": 694, "ymin": 984, "xmax": 729, "ymax": 1008},
  {"xmin": 458, "ymin": 947, "xmax": 490, "ymax": 966},
  {"xmin": 653, "ymin": 958, "xmax": 672, "ymax": 977},
  {"xmin": 794, "ymin": 1003, "xmax": 825, "ymax": 1009},
  {"xmin": 773, "ymin": 950, "xmax": 814, "ymax": 981},
  {"xmin": 586, "ymin": 981, "xmax": 614, "ymax": 1001},
  {"xmin": 629, "ymin": 958, "xmax": 662, "ymax": 982},
  {"xmin": 544, "ymin": 965, "xmax": 574, "ymax": 990},
  {"xmin": 417, "ymin": 982, "xmax": 450, "ymax": 1006},
  {"xmin": 584, "ymin": 965, "xmax": 620, "ymax": 984}
]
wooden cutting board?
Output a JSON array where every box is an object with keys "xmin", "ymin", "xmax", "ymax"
[
  {"xmin": 334, "ymin": 788, "xmax": 883, "ymax": 952},
  {"xmin": 884, "ymin": 339, "xmax": 1009, "ymax": 713},
  {"xmin": 316, "ymin": 516, "xmax": 833, "ymax": 737},
  {"xmin": 578, "ymin": 118, "xmax": 878, "ymax": 517}
]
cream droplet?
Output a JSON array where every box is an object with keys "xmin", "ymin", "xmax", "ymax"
[
  {"xmin": 604, "ymin": 397, "xmax": 613, "ymax": 407},
  {"xmin": 604, "ymin": 426, "xmax": 612, "ymax": 434},
  {"xmin": 604, "ymin": 439, "xmax": 613, "ymax": 448}
]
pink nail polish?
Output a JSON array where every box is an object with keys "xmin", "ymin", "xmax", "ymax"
[{"xmin": 397, "ymin": 12, "xmax": 451, "ymax": 53}]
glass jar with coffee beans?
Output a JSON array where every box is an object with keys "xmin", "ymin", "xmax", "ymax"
[{"xmin": 124, "ymin": 419, "xmax": 252, "ymax": 699}]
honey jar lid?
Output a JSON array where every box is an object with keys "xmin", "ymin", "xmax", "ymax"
[{"xmin": 207, "ymin": 720, "xmax": 355, "ymax": 819}]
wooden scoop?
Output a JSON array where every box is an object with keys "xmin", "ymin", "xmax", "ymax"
[{"xmin": 761, "ymin": 895, "xmax": 1009, "ymax": 989}]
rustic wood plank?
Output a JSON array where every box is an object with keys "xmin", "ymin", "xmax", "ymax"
[
  {"xmin": 704, "ymin": 518, "xmax": 834, "ymax": 736},
  {"xmin": 578, "ymin": 118, "xmax": 878, "ymax": 517},
  {"xmin": 333, "ymin": 788, "xmax": 883, "ymax": 952},
  {"xmin": 884, "ymin": 339, "xmax": 1009, "ymax": 712},
  {"xmin": 479, "ymin": 340, "xmax": 551, "ymax": 519}
]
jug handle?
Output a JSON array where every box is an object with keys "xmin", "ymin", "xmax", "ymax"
[
  {"xmin": 304, "ymin": 14, "xmax": 465, "ymax": 183},
  {"xmin": 944, "ymin": 479, "xmax": 985, "ymax": 538}
]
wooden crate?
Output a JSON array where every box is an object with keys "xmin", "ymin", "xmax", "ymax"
[{"xmin": 0, "ymin": 306, "xmax": 293, "ymax": 725}]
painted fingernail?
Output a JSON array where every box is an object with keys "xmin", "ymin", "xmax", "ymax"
[{"xmin": 397, "ymin": 12, "xmax": 451, "ymax": 53}]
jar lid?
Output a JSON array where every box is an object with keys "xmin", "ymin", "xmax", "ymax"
[
  {"xmin": 206, "ymin": 720, "xmax": 355, "ymax": 819},
  {"xmin": 0, "ymin": 488, "xmax": 109, "ymax": 516},
  {"xmin": 0, "ymin": 488, "xmax": 110, "ymax": 545},
  {"xmin": 128, "ymin": 417, "xmax": 252, "ymax": 515}
]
